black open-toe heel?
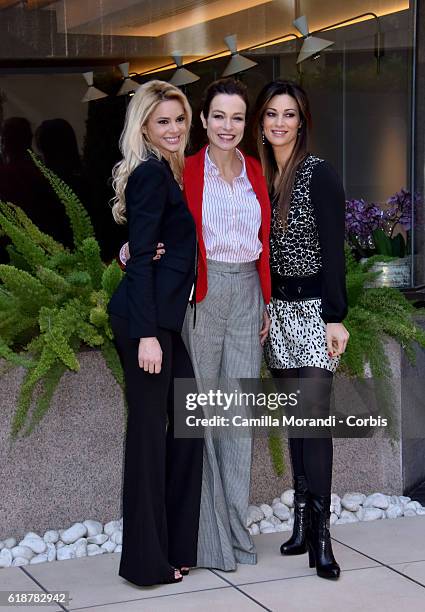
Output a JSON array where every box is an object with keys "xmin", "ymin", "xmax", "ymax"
[
  {"xmin": 180, "ymin": 567, "xmax": 190, "ymax": 576},
  {"xmin": 160, "ymin": 569, "xmax": 183, "ymax": 584}
]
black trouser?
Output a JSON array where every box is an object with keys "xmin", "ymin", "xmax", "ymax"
[
  {"xmin": 271, "ymin": 367, "xmax": 333, "ymax": 497},
  {"xmin": 110, "ymin": 314, "xmax": 203, "ymax": 586}
]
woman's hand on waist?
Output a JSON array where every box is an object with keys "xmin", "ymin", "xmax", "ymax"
[{"xmin": 138, "ymin": 337, "xmax": 163, "ymax": 374}]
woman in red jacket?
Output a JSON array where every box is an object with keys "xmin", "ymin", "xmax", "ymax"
[
  {"xmin": 181, "ymin": 78, "xmax": 270, "ymax": 571},
  {"xmin": 122, "ymin": 77, "xmax": 271, "ymax": 571}
]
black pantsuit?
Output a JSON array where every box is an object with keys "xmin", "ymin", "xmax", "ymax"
[
  {"xmin": 111, "ymin": 317, "xmax": 203, "ymax": 586},
  {"xmin": 108, "ymin": 156, "xmax": 203, "ymax": 587}
]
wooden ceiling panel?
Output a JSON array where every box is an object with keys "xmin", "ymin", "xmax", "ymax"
[{"xmin": 0, "ymin": 1, "xmax": 57, "ymax": 8}]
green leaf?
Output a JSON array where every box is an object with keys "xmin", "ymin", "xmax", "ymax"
[
  {"xmin": 30, "ymin": 152, "xmax": 94, "ymax": 247},
  {"xmin": 77, "ymin": 238, "xmax": 104, "ymax": 290},
  {"xmin": 102, "ymin": 260, "xmax": 123, "ymax": 299}
]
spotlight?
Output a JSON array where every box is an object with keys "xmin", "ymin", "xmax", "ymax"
[{"xmin": 222, "ymin": 35, "xmax": 257, "ymax": 77}]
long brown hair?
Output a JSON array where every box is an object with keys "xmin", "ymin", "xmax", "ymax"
[{"xmin": 253, "ymin": 80, "xmax": 312, "ymax": 224}]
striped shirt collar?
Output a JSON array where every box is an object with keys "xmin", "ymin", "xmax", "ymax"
[{"xmin": 205, "ymin": 146, "xmax": 247, "ymax": 179}]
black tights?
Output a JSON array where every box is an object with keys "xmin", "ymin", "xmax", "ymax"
[{"xmin": 271, "ymin": 367, "xmax": 333, "ymax": 497}]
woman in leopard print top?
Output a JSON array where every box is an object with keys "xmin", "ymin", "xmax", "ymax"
[{"xmin": 253, "ymin": 80, "xmax": 349, "ymax": 581}]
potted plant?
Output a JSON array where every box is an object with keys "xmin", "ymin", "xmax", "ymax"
[
  {"xmin": 0, "ymin": 155, "xmax": 124, "ymax": 437},
  {"xmin": 345, "ymin": 189, "xmax": 415, "ymax": 287}
]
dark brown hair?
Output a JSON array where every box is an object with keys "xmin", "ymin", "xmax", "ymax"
[
  {"xmin": 253, "ymin": 80, "xmax": 312, "ymax": 224},
  {"xmin": 201, "ymin": 77, "xmax": 249, "ymax": 118}
]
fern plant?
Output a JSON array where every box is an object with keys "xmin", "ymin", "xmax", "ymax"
[
  {"xmin": 0, "ymin": 154, "xmax": 124, "ymax": 437},
  {"xmin": 342, "ymin": 249, "xmax": 425, "ymax": 376}
]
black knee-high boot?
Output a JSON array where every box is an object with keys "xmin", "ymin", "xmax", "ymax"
[
  {"xmin": 280, "ymin": 475, "xmax": 309, "ymax": 556},
  {"xmin": 307, "ymin": 493, "xmax": 340, "ymax": 580}
]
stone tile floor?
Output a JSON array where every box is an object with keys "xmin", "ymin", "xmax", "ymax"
[{"xmin": 2, "ymin": 516, "xmax": 425, "ymax": 611}]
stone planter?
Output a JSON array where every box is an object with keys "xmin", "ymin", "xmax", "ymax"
[
  {"xmin": 1, "ymin": 324, "xmax": 424, "ymax": 537},
  {"xmin": 0, "ymin": 350, "xmax": 126, "ymax": 540},
  {"xmin": 364, "ymin": 255, "xmax": 411, "ymax": 288}
]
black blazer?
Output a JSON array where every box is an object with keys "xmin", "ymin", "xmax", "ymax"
[{"xmin": 108, "ymin": 156, "xmax": 196, "ymax": 338}]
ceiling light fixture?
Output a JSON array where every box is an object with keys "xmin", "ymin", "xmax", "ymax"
[
  {"xmin": 117, "ymin": 62, "xmax": 140, "ymax": 96},
  {"xmin": 222, "ymin": 34, "xmax": 257, "ymax": 77},
  {"xmin": 81, "ymin": 72, "xmax": 108, "ymax": 103},
  {"xmin": 293, "ymin": 15, "xmax": 334, "ymax": 64},
  {"xmin": 317, "ymin": 12, "xmax": 383, "ymax": 73},
  {"xmin": 169, "ymin": 54, "xmax": 200, "ymax": 87}
]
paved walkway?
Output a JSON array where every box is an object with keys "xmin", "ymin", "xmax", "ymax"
[{"xmin": 2, "ymin": 516, "xmax": 425, "ymax": 611}]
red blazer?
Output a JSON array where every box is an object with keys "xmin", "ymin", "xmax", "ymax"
[{"xmin": 183, "ymin": 145, "xmax": 271, "ymax": 304}]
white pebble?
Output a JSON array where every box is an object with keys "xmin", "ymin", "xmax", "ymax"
[
  {"xmin": 43, "ymin": 530, "xmax": 59, "ymax": 544},
  {"xmin": 46, "ymin": 543, "xmax": 56, "ymax": 562},
  {"xmin": 61, "ymin": 523, "xmax": 87, "ymax": 545},
  {"xmin": 404, "ymin": 501, "xmax": 421, "ymax": 511},
  {"xmin": 259, "ymin": 519, "xmax": 275, "ymax": 533},
  {"xmin": 272, "ymin": 502, "xmax": 290, "ymax": 521},
  {"xmin": 386, "ymin": 504, "xmax": 403, "ymax": 519},
  {"xmin": 12, "ymin": 557, "xmax": 29, "ymax": 566},
  {"xmin": 111, "ymin": 531, "xmax": 122, "ymax": 545},
  {"xmin": 274, "ymin": 522, "xmax": 292, "ymax": 532},
  {"xmin": 281, "ymin": 489, "xmax": 294, "ymax": 508},
  {"xmin": 259, "ymin": 503, "xmax": 273, "ymax": 519},
  {"xmin": 11, "ymin": 545, "xmax": 34, "ymax": 561},
  {"xmin": 247, "ymin": 505, "xmax": 264, "ymax": 526},
  {"xmin": 399, "ymin": 496, "xmax": 411, "ymax": 505},
  {"xmin": 114, "ymin": 545, "xmax": 122, "ymax": 553},
  {"xmin": 341, "ymin": 493, "xmax": 366, "ymax": 512},
  {"xmin": 30, "ymin": 554, "xmax": 48, "ymax": 564},
  {"xmin": 87, "ymin": 544, "xmax": 104, "ymax": 556},
  {"xmin": 0, "ymin": 549, "xmax": 13, "ymax": 568},
  {"xmin": 336, "ymin": 510, "xmax": 359, "ymax": 524},
  {"xmin": 75, "ymin": 540, "xmax": 88, "ymax": 558},
  {"xmin": 272, "ymin": 497, "xmax": 281, "ymax": 505},
  {"xmin": 104, "ymin": 521, "xmax": 121, "ymax": 537},
  {"xmin": 83, "ymin": 520, "xmax": 103, "ymax": 537},
  {"xmin": 330, "ymin": 513, "xmax": 338, "ymax": 525},
  {"xmin": 268, "ymin": 515, "xmax": 281, "ymax": 527},
  {"xmin": 87, "ymin": 534, "xmax": 108, "ymax": 545},
  {"xmin": 0, "ymin": 541, "xmax": 3, "ymax": 551},
  {"xmin": 331, "ymin": 496, "xmax": 341, "ymax": 517},
  {"xmin": 250, "ymin": 523, "xmax": 260, "ymax": 536},
  {"xmin": 363, "ymin": 493, "xmax": 389, "ymax": 510},
  {"xmin": 23, "ymin": 532, "xmax": 41, "ymax": 540},
  {"xmin": 404, "ymin": 509, "xmax": 417, "ymax": 517},
  {"xmin": 101, "ymin": 540, "xmax": 116, "ymax": 554},
  {"xmin": 21, "ymin": 537, "xmax": 46, "ymax": 555},
  {"xmin": 57, "ymin": 545, "xmax": 75, "ymax": 561},
  {"xmin": 357, "ymin": 507, "xmax": 384, "ymax": 521},
  {"xmin": 56, "ymin": 540, "xmax": 65, "ymax": 549},
  {"xmin": 3, "ymin": 537, "xmax": 17, "ymax": 549}
]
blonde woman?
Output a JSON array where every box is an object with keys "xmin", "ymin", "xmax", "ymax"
[{"xmin": 108, "ymin": 81, "xmax": 203, "ymax": 587}]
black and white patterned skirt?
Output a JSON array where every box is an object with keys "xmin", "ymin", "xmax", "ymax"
[{"xmin": 264, "ymin": 297, "xmax": 339, "ymax": 372}]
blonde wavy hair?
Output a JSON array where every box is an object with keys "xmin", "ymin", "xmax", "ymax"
[{"xmin": 111, "ymin": 80, "xmax": 192, "ymax": 224}]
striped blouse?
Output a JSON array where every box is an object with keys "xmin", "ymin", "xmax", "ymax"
[{"xmin": 202, "ymin": 147, "xmax": 262, "ymax": 263}]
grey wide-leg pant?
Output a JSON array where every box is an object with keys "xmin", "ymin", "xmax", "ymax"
[{"xmin": 182, "ymin": 259, "xmax": 264, "ymax": 571}]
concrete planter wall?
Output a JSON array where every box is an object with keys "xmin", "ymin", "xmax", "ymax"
[{"xmin": 1, "ymin": 326, "xmax": 424, "ymax": 538}]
